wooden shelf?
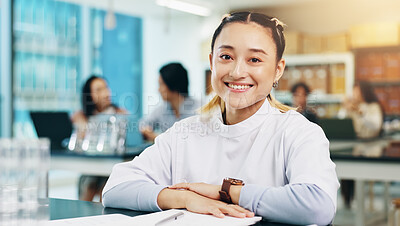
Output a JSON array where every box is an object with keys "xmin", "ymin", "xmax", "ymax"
[
  {"xmin": 274, "ymin": 91, "xmax": 344, "ymax": 104},
  {"xmin": 281, "ymin": 52, "xmax": 355, "ymax": 96}
]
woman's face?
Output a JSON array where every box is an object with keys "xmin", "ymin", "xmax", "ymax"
[
  {"xmin": 210, "ymin": 22, "xmax": 285, "ymax": 110},
  {"xmin": 158, "ymin": 75, "xmax": 171, "ymax": 101},
  {"xmin": 293, "ymin": 86, "xmax": 307, "ymax": 109},
  {"xmin": 353, "ymin": 85, "xmax": 363, "ymax": 103},
  {"xmin": 90, "ymin": 78, "xmax": 111, "ymax": 110}
]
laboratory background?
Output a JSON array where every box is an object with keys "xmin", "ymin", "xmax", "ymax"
[{"xmin": 1, "ymin": 0, "xmax": 400, "ymax": 225}]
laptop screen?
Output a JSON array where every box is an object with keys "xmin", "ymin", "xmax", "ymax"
[
  {"xmin": 319, "ymin": 118, "xmax": 357, "ymax": 140},
  {"xmin": 30, "ymin": 112, "xmax": 73, "ymax": 151}
]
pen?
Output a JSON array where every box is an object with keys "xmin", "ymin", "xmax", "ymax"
[{"xmin": 154, "ymin": 212, "xmax": 184, "ymax": 226}]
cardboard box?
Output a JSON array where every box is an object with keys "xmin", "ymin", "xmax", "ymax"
[
  {"xmin": 312, "ymin": 66, "xmax": 329, "ymax": 93},
  {"xmin": 287, "ymin": 67, "xmax": 303, "ymax": 89},
  {"xmin": 302, "ymin": 34, "xmax": 323, "ymax": 54},
  {"xmin": 374, "ymin": 87, "xmax": 390, "ymax": 113},
  {"xmin": 368, "ymin": 53, "xmax": 385, "ymax": 81},
  {"xmin": 356, "ymin": 52, "xmax": 385, "ymax": 81},
  {"xmin": 350, "ymin": 23, "xmax": 400, "ymax": 48},
  {"xmin": 383, "ymin": 53, "xmax": 400, "ymax": 81},
  {"xmin": 323, "ymin": 33, "xmax": 349, "ymax": 53},
  {"xmin": 330, "ymin": 64, "xmax": 346, "ymax": 94},
  {"xmin": 285, "ymin": 31, "xmax": 303, "ymax": 54},
  {"xmin": 279, "ymin": 68, "xmax": 290, "ymax": 91}
]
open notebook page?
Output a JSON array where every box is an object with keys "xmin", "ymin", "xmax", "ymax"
[{"xmin": 44, "ymin": 209, "xmax": 262, "ymax": 226}]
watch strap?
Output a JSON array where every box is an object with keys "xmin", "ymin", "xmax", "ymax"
[{"xmin": 219, "ymin": 179, "xmax": 233, "ymax": 203}]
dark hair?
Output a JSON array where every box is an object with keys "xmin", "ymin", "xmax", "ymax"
[
  {"xmin": 159, "ymin": 62, "xmax": 189, "ymax": 96},
  {"xmin": 357, "ymin": 81, "xmax": 378, "ymax": 103},
  {"xmin": 81, "ymin": 75, "xmax": 115, "ymax": 118},
  {"xmin": 291, "ymin": 82, "xmax": 311, "ymax": 95},
  {"xmin": 211, "ymin": 12, "xmax": 286, "ymax": 62}
]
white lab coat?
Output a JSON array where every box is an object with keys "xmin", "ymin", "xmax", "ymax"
[{"xmin": 103, "ymin": 100, "xmax": 339, "ymax": 208}]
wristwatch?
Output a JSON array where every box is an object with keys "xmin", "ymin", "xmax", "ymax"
[{"xmin": 219, "ymin": 177, "xmax": 245, "ymax": 204}]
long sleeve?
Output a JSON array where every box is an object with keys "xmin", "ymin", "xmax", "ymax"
[
  {"xmin": 102, "ymin": 129, "xmax": 174, "ymax": 210},
  {"xmin": 351, "ymin": 102, "xmax": 383, "ymax": 138},
  {"xmin": 239, "ymin": 183, "xmax": 335, "ymax": 225},
  {"xmin": 139, "ymin": 104, "xmax": 164, "ymax": 131},
  {"xmin": 102, "ymin": 180, "xmax": 165, "ymax": 211}
]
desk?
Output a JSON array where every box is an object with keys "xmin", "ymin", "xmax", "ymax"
[
  {"xmin": 50, "ymin": 139, "xmax": 400, "ymax": 226},
  {"xmin": 48, "ymin": 198, "xmax": 312, "ymax": 226},
  {"xmin": 330, "ymin": 138, "xmax": 400, "ymax": 226},
  {"xmin": 50, "ymin": 144, "xmax": 150, "ymax": 176}
]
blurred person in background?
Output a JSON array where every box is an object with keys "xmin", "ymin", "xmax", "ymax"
[
  {"xmin": 339, "ymin": 81, "xmax": 384, "ymax": 208},
  {"xmin": 291, "ymin": 82, "xmax": 318, "ymax": 124},
  {"xmin": 341, "ymin": 81, "xmax": 384, "ymax": 139},
  {"xmin": 72, "ymin": 75, "xmax": 128, "ymax": 201},
  {"xmin": 140, "ymin": 62, "xmax": 200, "ymax": 142}
]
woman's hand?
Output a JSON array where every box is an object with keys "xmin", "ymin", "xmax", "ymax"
[
  {"xmin": 157, "ymin": 188, "xmax": 254, "ymax": 218},
  {"xmin": 140, "ymin": 126, "xmax": 158, "ymax": 142},
  {"xmin": 170, "ymin": 182, "xmax": 221, "ymax": 200},
  {"xmin": 184, "ymin": 191, "xmax": 254, "ymax": 218}
]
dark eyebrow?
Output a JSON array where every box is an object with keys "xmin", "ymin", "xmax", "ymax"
[
  {"xmin": 218, "ymin": 45, "xmax": 268, "ymax": 55},
  {"xmin": 249, "ymin": 48, "xmax": 268, "ymax": 55},
  {"xmin": 218, "ymin": 45, "xmax": 234, "ymax": 50}
]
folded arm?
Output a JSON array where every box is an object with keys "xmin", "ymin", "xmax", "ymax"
[{"xmin": 240, "ymin": 183, "xmax": 335, "ymax": 225}]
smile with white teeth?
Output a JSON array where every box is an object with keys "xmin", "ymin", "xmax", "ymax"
[{"xmin": 226, "ymin": 83, "xmax": 253, "ymax": 90}]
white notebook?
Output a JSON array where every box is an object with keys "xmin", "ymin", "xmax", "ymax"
[{"xmin": 45, "ymin": 209, "xmax": 262, "ymax": 226}]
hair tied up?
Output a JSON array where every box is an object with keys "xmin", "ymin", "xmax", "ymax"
[
  {"xmin": 221, "ymin": 13, "xmax": 231, "ymax": 21},
  {"xmin": 270, "ymin": 17, "xmax": 286, "ymax": 28}
]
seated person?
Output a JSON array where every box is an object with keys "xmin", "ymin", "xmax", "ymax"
[
  {"xmin": 72, "ymin": 75, "xmax": 128, "ymax": 201},
  {"xmin": 339, "ymin": 81, "xmax": 384, "ymax": 208},
  {"xmin": 291, "ymin": 82, "xmax": 318, "ymax": 124},
  {"xmin": 341, "ymin": 81, "xmax": 383, "ymax": 139},
  {"xmin": 102, "ymin": 12, "xmax": 338, "ymax": 225},
  {"xmin": 140, "ymin": 62, "xmax": 200, "ymax": 142}
]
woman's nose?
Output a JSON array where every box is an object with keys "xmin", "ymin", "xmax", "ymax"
[
  {"xmin": 229, "ymin": 60, "xmax": 247, "ymax": 79},
  {"xmin": 105, "ymin": 88, "xmax": 111, "ymax": 97}
]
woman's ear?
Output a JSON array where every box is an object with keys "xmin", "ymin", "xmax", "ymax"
[
  {"xmin": 275, "ymin": 58, "xmax": 286, "ymax": 82},
  {"xmin": 209, "ymin": 53, "xmax": 213, "ymax": 71}
]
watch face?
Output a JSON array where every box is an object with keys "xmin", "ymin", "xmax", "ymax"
[{"xmin": 229, "ymin": 178, "xmax": 244, "ymax": 185}]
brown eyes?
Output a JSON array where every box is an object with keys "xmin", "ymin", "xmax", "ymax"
[
  {"xmin": 220, "ymin": 54, "xmax": 232, "ymax": 60},
  {"xmin": 219, "ymin": 55, "xmax": 262, "ymax": 63}
]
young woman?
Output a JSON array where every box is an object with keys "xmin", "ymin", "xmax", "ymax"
[
  {"xmin": 341, "ymin": 81, "xmax": 383, "ymax": 139},
  {"xmin": 339, "ymin": 81, "xmax": 383, "ymax": 208},
  {"xmin": 72, "ymin": 75, "xmax": 127, "ymax": 201},
  {"xmin": 102, "ymin": 12, "xmax": 339, "ymax": 225},
  {"xmin": 291, "ymin": 82, "xmax": 318, "ymax": 124},
  {"xmin": 140, "ymin": 62, "xmax": 200, "ymax": 142}
]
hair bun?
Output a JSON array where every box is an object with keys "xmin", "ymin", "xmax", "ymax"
[
  {"xmin": 270, "ymin": 18, "xmax": 286, "ymax": 29},
  {"xmin": 221, "ymin": 13, "xmax": 231, "ymax": 21}
]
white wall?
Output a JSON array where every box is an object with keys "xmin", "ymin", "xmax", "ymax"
[{"xmin": 141, "ymin": 14, "xmax": 220, "ymax": 115}]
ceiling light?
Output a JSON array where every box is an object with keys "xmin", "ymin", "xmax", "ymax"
[
  {"xmin": 156, "ymin": 0, "xmax": 211, "ymax": 17},
  {"xmin": 104, "ymin": 0, "xmax": 117, "ymax": 30}
]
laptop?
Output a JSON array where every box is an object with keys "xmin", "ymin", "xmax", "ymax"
[
  {"xmin": 30, "ymin": 111, "xmax": 73, "ymax": 151},
  {"xmin": 319, "ymin": 118, "xmax": 357, "ymax": 140}
]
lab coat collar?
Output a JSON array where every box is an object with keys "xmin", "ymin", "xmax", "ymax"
[{"xmin": 208, "ymin": 98, "xmax": 279, "ymax": 138}]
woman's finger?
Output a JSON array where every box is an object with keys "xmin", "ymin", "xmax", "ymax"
[
  {"xmin": 221, "ymin": 204, "xmax": 246, "ymax": 218},
  {"xmin": 230, "ymin": 204, "xmax": 255, "ymax": 217},
  {"xmin": 208, "ymin": 206, "xmax": 225, "ymax": 218},
  {"xmin": 169, "ymin": 182, "xmax": 190, "ymax": 189}
]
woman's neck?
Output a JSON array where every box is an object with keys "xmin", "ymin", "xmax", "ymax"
[
  {"xmin": 96, "ymin": 104, "xmax": 111, "ymax": 113},
  {"xmin": 224, "ymin": 98, "xmax": 266, "ymax": 125},
  {"xmin": 169, "ymin": 94, "xmax": 185, "ymax": 118}
]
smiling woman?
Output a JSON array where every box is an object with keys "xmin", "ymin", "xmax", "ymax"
[
  {"xmin": 208, "ymin": 21, "xmax": 286, "ymax": 124},
  {"xmin": 102, "ymin": 12, "xmax": 339, "ymax": 226},
  {"xmin": 201, "ymin": 13, "xmax": 293, "ymax": 121}
]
